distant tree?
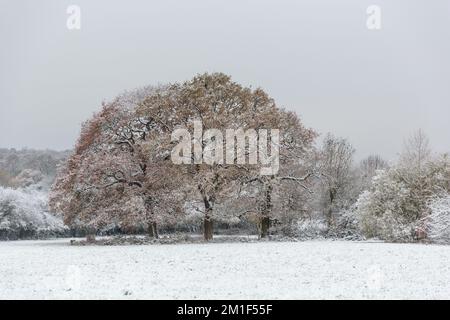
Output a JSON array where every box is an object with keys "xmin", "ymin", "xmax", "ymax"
[
  {"xmin": 0, "ymin": 148, "xmax": 69, "ymax": 190},
  {"xmin": 360, "ymin": 155, "xmax": 388, "ymax": 178},
  {"xmin": 359, "ymin": 155, "xmax": 388, "ymax": 190},
  {"xmin": 318, "ymin": 134, "xmax": 355, "ymax": 229},
  {"xmin": 401, "ymin": 129, "xmax": 431, "ymax": 171},
  {"xmin": 11, "ymin": 169, "xmax": 44, "ymax": 188}
]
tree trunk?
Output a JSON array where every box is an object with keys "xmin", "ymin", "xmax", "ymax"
[
  {"xmin": 86, "ymin": 233, "xmax": 96, "ymax": 243},
  {"xmin": 259, "ymin": 216, "xmax": 270, "ymax": 239},
  {"xmin": 259, "ymin": 183, "xmax": 273, "ymax": 239},
  {"xmin": 327, "ymin": 189, "xmax": 335, "ymax": 230},
  {"xmin": 326, "ymin": 207, "xmax": 333, "ymax": 230},
  {"xmin": 203, "ymin": 218, "xmax": 213, "ymax": 241},
  {"xmin": 85, "ymin": 226, "xmax": 96, "ymax": 242},
  {"xmin": 148, "ymin": 224, "xmax": 154, "ymax": 238},
  {"xmin": 152, "ymin": 222, "xmax": 159, "ymax": 239},
  {"xmin": 148, "ymin": 222, "xmax": 159, "ymax": 239},
  {"xmin": 202, "ymin": 195, "xmax": 214, "ymax": 241}
]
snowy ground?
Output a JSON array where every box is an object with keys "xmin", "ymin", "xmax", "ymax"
[{"xmin": 0, "ymin": 239, "xmax": 449, "ymax": 299}]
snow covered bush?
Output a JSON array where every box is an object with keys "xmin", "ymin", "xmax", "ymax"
[
  {"xmin": 295, "ymin": 218, "xmax": 328, "ymax": 239},
  {"xmin": 422, "ymin": 195, "xmax": 450, "ymax": 244},
  {"xmin": 329, "ymin": 206, "xmax": 364, "ymax": 239},
  {"xmin": 355, "ymin": 153, "xmax": 450, "ymax": 242},
  {"xmin": 0, "ymin": 186, "xmax": 66, "ymax": 240},
  {"xmin": 355, "ymin": 171, "xmax": 418, "ymax": 242}
]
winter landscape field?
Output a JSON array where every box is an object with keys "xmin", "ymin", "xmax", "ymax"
[{"xmin": 1, "ymin": 238, "xmax": 449, "ymax": 300}]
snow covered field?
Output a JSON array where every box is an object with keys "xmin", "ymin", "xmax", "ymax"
[{"xmin": 0, "ymin": 239, "xmax": 449, "ymax": 299}]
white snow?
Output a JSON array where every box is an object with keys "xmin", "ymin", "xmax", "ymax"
[{"xmin": 0, "ymin": 239, "xmax": 449, "ymax": 299}]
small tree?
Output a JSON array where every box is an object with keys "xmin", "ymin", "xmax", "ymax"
[
  {"xmin": 401, "ymin": 129, "xmax": 431, "ymax": 171},
  {"xmin": 359, "ymin": 155, "xmax": 388, "ymax": 189},
  {"xmin": 318, "ymin": 134, "xmax": 355, "ymax": 229}
]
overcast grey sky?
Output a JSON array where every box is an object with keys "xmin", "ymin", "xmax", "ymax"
[{"xmin": 1, "ymin": 0, "xmax": 449, "ymax": 161}]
